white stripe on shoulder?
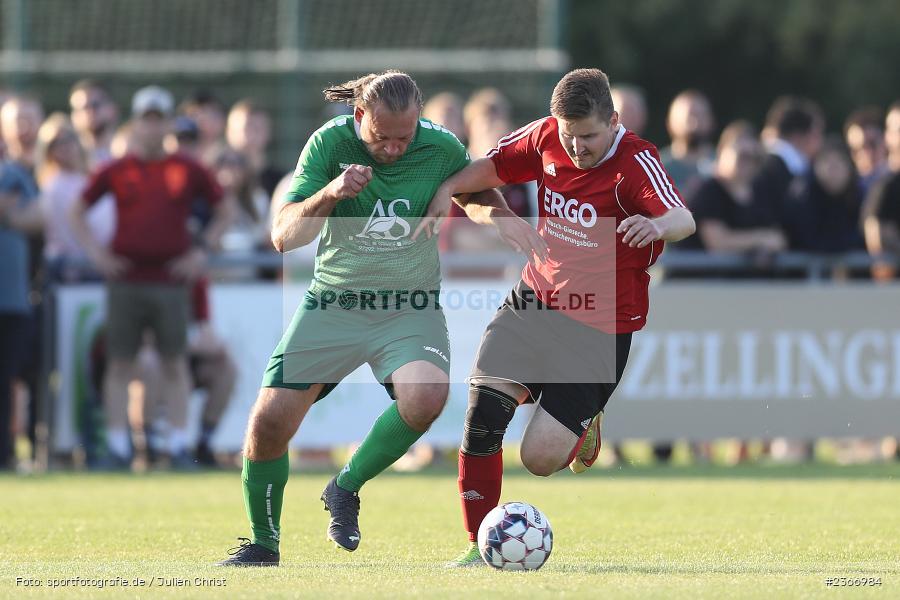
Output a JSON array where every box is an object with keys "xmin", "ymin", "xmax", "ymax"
[
  {"xmin": 495, "ymin": 117, "xmax": 549, "ymax": 146},
  {"xmin": 634, "ymin": 151, "xmax": 674, "ymax": 209},
  {"xmin": 639, "ymin": 150, "xmax": 684, "ymax": 207},
  {"xmin": 489, "ymin": 118, "xmax": 549, "ymax": 156}
]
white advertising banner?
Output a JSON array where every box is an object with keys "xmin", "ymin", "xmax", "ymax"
[{"xmin": 52, "ymin": 282, "xmax": 900, "ymax": 451}]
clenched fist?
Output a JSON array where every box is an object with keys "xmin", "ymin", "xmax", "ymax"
[{"xmin": 326, "ymin": 164, "xmax": 373, "ymax": 201}]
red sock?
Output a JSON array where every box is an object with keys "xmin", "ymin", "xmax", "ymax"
[{"xmin": 458, "ymin": 450, "xmax": 503, "ymax": 542}]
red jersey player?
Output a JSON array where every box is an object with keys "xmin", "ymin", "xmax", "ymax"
[{"xmin": 419, "ymin": 68, "xmax": 695, "ymax": 567}]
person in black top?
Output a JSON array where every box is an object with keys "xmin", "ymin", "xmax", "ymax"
[
  {"xmin": 753, "ymin": 96, "xmax": 825, "ymax": 248},
  {"xmin": 688, "ymin": 121, "xmax": 786, "ymax": 254},
  {"xmin": 862, "ymin": 102, "xmax": 900, "ymax": 280},
  {"xmin": 789, "ymin": 138, "xmax": 865, "ymax": 253}
]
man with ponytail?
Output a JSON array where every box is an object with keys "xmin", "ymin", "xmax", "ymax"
[{"xmin": 217, "ymin": 71, "xmax": 544, "ymax": 565}]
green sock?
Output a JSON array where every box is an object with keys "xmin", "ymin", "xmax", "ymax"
[
  {"xmin": 242, "ymin": 452, "xmax": 289, "ymax": 553},
  {"xmin": 336, "ymin": 402, "xmax": 424, "ymax": 492}
]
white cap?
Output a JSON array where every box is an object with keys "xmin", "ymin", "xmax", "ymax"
[{"xmin": 132, "ymin": 85, "xmax": 174, "ymax": 117}]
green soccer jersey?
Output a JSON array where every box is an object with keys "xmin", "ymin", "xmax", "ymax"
[{"xmin": 285, "ymin": 115, "xmax": 470, "ymax": 293}]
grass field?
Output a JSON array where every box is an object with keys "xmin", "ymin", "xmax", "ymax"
[{"xmin": 2, "ymin": 463, "xmax": 899, "ymax": 599}]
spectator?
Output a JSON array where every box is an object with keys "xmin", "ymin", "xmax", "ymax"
[
  {"xmin": 213, "ymin": 147, "xmax": 271, "ymax": 275},
  {"xmin": 109, "ymin": 122, "xmax": 135, "ymax": 159},
  {"xmin": 862, "ymin": 101, "xmax": 900, "ymax": 279},
  {"xmin": 464, "ymin": 88, "xmax": 518, "ymax": 160},
  {"xmin": 0, "ymin": 88, "xmax": 12, "ymax": 158},
  {"xmin": 844, "ymin": 107, "xmax": 888, "ymax": 197},
  {"xmin": 0, "ymin": 95, "xmax": 44, "ymax": 173},
  {"xmin": 164, "ymin": 115, "xmax": 201, "ymax": 160},
  {"xmin": 35, "ymin": 113, "xmax": 114, "ymax": 282},
  {"xmin": 687, "ymin": 121, "xmax": 786, "ymax": 254},
  {"xmin": 225, "ymin": 99, "xmax": 283, "ymax": 197},
  {"xmin": 659, "ymin": 90, "xmax": 716, "ymax": 200},
  {"xmin": 610, "ymin": 84, "xmax": 648, "ymax": 137},
  {"xmin": 422, "ymin": 92, "xmax": 467, "ymax": 143},
  {"xmin": 790, "ymin": 138, "xmax": 865, "ymax": 254},
  {"xmin": 0, "ymin": 152, "xmax": 42, "ymax": 470},
  {"xmin": 754, "ymin": 96, "xmax": 825, "ymax": 249},
  {"xmin": 69, "ymin": 85, "xmax": 231, "ymax": 469},
  {"xmin": 179, "ymin": 90, "xmax": 227, "ymax": 167},
  {"xmin": 69, "ymin": 79, "xmax": 119, "ymax": 169},
  {"xmin": 441, "ymin": 89, "xmax": 534, "ymax": 266},
  {"xmin": 140, "ymin": 277, "xmax": 237, "ymax": 468}
]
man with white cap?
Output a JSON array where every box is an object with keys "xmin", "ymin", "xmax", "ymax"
[{"xmin": 70, "ymin": 85, "xmax": 232, "ymax": 469}]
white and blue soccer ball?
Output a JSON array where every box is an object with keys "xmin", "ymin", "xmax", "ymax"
[{"xmin": 477, "ymin": 501, "xmax": 553, "ymax": 571}]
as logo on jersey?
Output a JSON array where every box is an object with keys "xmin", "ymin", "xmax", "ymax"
[
  {"xmin": 356, "ymin": 198, "xmax": 412, "ymax": 240},
  {"xmin": 543, "ymin": 186, "xmax": 598, "ymax": 228}
]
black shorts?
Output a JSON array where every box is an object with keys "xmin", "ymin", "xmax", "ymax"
[{"xmin": 470, "ymin": 281, "xmax": 632, "ymax": 437}]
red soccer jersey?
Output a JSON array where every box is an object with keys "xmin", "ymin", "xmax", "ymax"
[
  {"xmin": 82, "ymin": 153, "xmax": 222, "ymax": 283},
  {"xmin": 488, "ymin": 117, "xmax": 686, "ymax": 333}
]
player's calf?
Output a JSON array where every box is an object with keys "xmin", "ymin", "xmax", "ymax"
[
  {"xmin": 457, "ymin": 384, "xmax": 519, "ymax": 541},
  {"xmin": 243, "ymin": 387, "xmax": 315, "ymax": 460},
  {"xmin": 519, "ymin": 406, "xmax": 581, "ymax": 477}
]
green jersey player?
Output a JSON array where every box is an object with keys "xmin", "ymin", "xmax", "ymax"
[{"xmin": 217, "ymin": 71, "xmax": 543, "ymax": 566}]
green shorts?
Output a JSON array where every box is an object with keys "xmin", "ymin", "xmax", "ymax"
[{"xmin": 262, "ymin": 289, "xmax": 451, "ymax": 401}]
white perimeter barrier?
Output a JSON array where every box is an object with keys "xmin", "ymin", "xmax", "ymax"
[{"xmin": 52, "ymin": 282, "xmax": 900, "ymax": 451}]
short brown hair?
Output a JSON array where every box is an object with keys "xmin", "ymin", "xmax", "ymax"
[
  {"xmin": 550, "ymin": 68, "xmax": 614, "ymax": 121},
  {"xmin": 323, "ymin": 71, "xmax": 423, "ymax": 113}
]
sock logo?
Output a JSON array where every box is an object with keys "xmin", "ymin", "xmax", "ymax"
[
  {"xmin": 580, "ymin": 418, "xmax": 591, "ymax": 429},
  {"xmin": 460, "ymin": 489, "xmax": 484, "ymax": 501}
]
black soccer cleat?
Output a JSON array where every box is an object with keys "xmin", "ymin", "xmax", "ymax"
[
  {"xmin": 215, "ymin": 537, "xmax": 279, "ymax": 567},
  {"xmin": 321, "ymin": 476, "xmax": 361, "ymax": 551}
]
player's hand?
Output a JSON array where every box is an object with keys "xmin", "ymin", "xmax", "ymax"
[
  {"xmin": 617, "ymin": 214, "xmax": 663, "ymax": 248},
  {"xmin": 327, "ymin": 164, "xmax": 373, "ymax": 201},
  {"xmin": 167, "ymin": 247, "xmax": 208, "ymax": 282},
  {"xmin": 411, "ymin": 184, "xmax": 452, "ymax": 241},
  {"xmin": 496, "ymin": 216, "xmax": 549, "ymax": 265},
  {"xmin": 89, "ymin": 248, "xmax": 132, "ymax": 280}
]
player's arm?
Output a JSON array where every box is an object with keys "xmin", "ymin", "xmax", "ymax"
[
  {"xmin": 272, "ymin": 164, "xmax": 373, "ymax": 253},
  {"xmin": 454, "ymin": 187, "xmax": 548, "ymax": 261},
  {"xmin": 414, "ymin": 159, "xmax": 547, "ymax": 261},
  {"xmin": 417, "ymin": 158, "xmax": 507, "ymax": 230},
  {"xmin": 618, "ymin": 207, "xmax": 696, "ymax": 248},
  {"xmin": 619, "ymin": 147, "xmax": 696, "ymax": 248}
]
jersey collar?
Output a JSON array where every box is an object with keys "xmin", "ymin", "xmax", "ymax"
[{"xmin": 592, "ymin": 125, "xmax": 627, "ymax": 168}]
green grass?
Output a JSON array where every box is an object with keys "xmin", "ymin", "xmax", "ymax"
[{"xmin": 2, "ymin": 464, "xmax": 899, "ymax": 599}]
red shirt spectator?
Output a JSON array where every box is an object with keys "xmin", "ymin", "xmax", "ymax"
[{"xmin": 82, "ymin": 153, "xmax": 222, "ymax": 282}]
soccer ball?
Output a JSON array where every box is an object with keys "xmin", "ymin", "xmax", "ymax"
[{"xmin": 477, "ymin": 501, "xmax": 553, "ymax": 571}]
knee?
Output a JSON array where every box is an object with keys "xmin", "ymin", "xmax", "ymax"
[
  {"xmin": 247, "ymin": 400, "xmax": 281, "ymax": 439},
  {"xmin": 399, "ymin": 383, "xmax": 448, "ymax": 430},
  {"xmin": 519, "ymin": 447, "xmax": 559, "ymax": 477},
  {"xmin": 461, "ymin": 385, "xmax": 518, "ymax": 456}
]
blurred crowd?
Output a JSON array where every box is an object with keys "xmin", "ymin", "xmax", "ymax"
[
  {"xmin": 0, "ymin": 81, "xmax": 283, "ymax": 472},
  {"xmin": 1, "ymin": 80, "xmax": 899, "ymax": 472},
  {"xmin": 610, "ymin": 87, "xmax": 900, "ymax": 280}
]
